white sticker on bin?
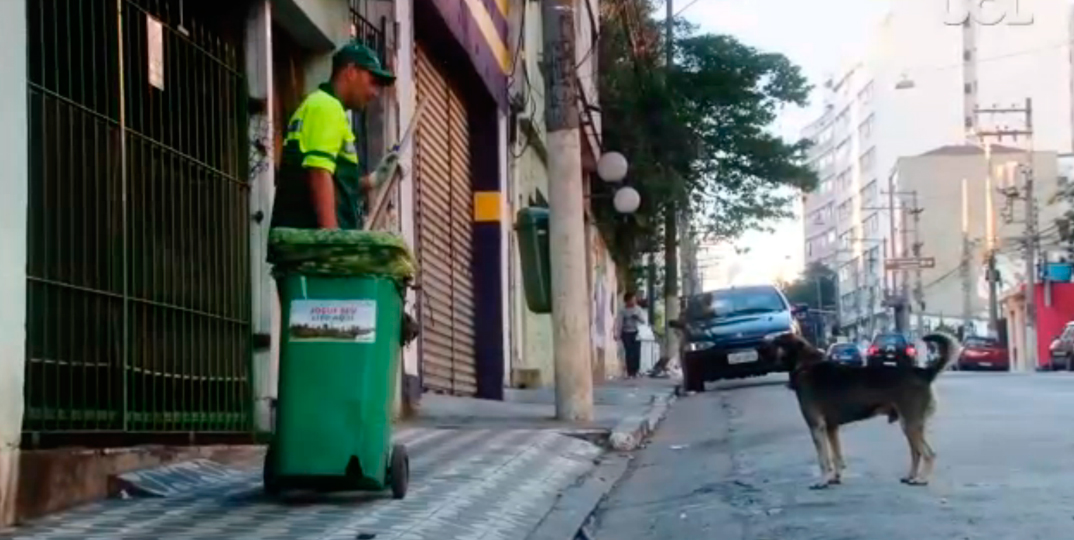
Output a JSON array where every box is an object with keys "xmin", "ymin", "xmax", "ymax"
[{"xmin": 289, "ymin": 300, "xmax": 377, "ymax": 343}]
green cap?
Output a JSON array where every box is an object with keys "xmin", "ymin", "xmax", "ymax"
[{"xmin": 333, "ymin": 42, "xmax": 395, "ymax": 85}]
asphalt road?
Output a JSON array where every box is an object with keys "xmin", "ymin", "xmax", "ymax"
[{"xmin": 591, "ymin": 372, "xmax": 1074, "ymax": 540}]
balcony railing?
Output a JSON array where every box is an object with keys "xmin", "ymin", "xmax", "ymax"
[{"xmin": 350, "ymin": 7, "xmax": 387, "ymax": 66}]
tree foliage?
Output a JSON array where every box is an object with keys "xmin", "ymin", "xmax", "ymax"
[
  {"xmin": 782, "ymin": 262, "xmax": 838, "ymax": 311},
  {"xmin": 595, "ymin": 0, "xmax": 818, "ymax": 284}
]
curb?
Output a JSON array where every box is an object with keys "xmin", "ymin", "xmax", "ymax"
[
  {"xmin": 608, "ymin": 390, "xmax": 677, "ymax": 452},
  {"xmin": 112, "ymin": 459, "xmax": 252, "ymax": 498},
  {"xmin": 524, "ymin": 454, "xmax": 631, "ymax": 540},
  {"xmin": 526, "ymin": 389, "xmax": 677, "ymax": 540}
]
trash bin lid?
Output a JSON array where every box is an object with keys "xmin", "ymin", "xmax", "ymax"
[{"xmin": 268, "ymin": 227, "xmax": 417, "ymax": 282}]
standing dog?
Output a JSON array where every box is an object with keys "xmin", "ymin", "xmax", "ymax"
[{"xmin": 768, "ymin": 332, "xmax": 960, "ymax": 489}]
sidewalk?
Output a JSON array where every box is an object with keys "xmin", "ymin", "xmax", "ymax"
[
  {"xmin": 1, "ymin": 378, "xmax": 676, "ymax": 540},
  {"xmin": 412, "ymin": 378, "xmax": 676, "ymax": 432}
]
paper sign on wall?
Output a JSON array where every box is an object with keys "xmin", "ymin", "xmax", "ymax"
[
  {"xmin": 289, "ymin": 300, "xmax": 377, "ymax": 343},
  {"xmin": 147, "ymin": 15, "xmax": 165, "ymax": 90}
]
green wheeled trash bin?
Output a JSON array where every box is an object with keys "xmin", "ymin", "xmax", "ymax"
[{"xmin": 264, "ymin": 228, "xmax": 418, "ymax": 499}]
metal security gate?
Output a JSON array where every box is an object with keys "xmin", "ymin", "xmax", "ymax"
[
  {"xmin": 24, "ymin": 0, "xmax": 251, "ymax": 441},
  {"xmin": 414, "ymin": 43, "xmax": 477, "ymax": 395}
]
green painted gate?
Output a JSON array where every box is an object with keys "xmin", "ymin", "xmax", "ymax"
[{"xmin": 24, "ymin": 0, "xmax": 251, "ymax": 443}]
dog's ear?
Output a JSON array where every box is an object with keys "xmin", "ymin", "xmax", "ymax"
[{"xmin": 767, "ymin": 332, "xmax": 820, "ymax": 370}]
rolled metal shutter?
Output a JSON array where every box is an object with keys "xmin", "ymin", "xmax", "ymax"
[{"xmin": 414, "ymin": 44, "xmax": 477, "ymax": 395}]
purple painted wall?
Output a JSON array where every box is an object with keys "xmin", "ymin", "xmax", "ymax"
[{"xmin": 425, "ymin": 0, "xmax": 509, "ymax": 110}]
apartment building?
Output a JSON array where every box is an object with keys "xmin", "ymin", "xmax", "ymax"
[
  {"xmin": 801, "ymin": 60, "xmax": 888, "ymax": 337},
  {"xmin": 892, "ymin": 145, "xmax": 1060, "ymax": 327},
  {"xmin": 801, "ymin": 0, "xmax": 1074, "ymax": 338}
]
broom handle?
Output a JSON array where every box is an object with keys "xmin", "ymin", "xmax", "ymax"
[{"xmin": 365, "ymin": 100, "xmax": 427, "ymax": 231}]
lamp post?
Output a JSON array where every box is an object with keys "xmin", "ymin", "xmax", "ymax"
[{"xmin": 596, "ymin": 151, "xmax": 640, "ymax": 214}]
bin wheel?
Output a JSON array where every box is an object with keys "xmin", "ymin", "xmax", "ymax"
[
  {"xmin": 263, "ymin": 446, "xmax": 281, "ymax": 496},
  {"xmin": 389, "ymin": 443, "xmax": 409, "ymax": 500}
]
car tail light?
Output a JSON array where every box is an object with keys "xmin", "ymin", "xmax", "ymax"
[
  {"xmin": 906, "ymin": 345, "xmax": 917, "ymax": 357},
  {"xmin": 868, "ymin": 345, "xmax": 878, "ymax": 355}
]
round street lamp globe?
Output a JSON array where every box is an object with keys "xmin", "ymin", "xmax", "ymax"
[
  {"xmin": 597, "ymin": 151, "xmax": 629, "ymax": 183},
  {"xmin": 613, "ymin": 186, "xmax": 641, "ymax": 214}
]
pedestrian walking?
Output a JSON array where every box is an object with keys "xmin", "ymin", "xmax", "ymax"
[{"xmin": 616, "ymin": 292, "xmax": 648, "ymax": 378}]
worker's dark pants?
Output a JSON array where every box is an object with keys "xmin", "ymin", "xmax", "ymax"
[{"xmin": 622, "ymin": 331, "xmax": 641, "ymax": 377}]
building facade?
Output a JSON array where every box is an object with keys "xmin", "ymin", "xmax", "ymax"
[
  {"xmin": 892, "ymin": 145, "xmax": 1061, "ymax": 339},
  {"xmin": 0, "ymin": 0, "xmax": 613, "ymax": 525},
  {"xmin": 801, "ymin": 0, "xmax": 1074, "ymax": 338}
]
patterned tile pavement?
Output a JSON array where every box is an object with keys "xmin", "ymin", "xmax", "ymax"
[{"xmin": 2, "ymin": 428, "xmax": 603, "ymax": 540}]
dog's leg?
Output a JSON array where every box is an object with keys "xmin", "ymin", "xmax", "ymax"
[
  {"xmin": 899, "ymin": 418, "xmax": 921, "ymax": 484},
  {"xmin": 809, "ymin": 424, "xmax": 836, "ymax": 489},
  {"xmin": 826, "ymin": 425, "xmax": 845, "ymax": 484},
  {"xmin": 911, "ymin": 426, "xmax": 937, "ymax": 485},
  {"xmin": 901, "ymin": 422, "xmax": 932, "ymax": 485}
]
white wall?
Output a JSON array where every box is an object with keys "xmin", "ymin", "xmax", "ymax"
[
  {"xmin": 898, "ymin": 150, "xmax": 1060, "ymax": 323},
  {"xmin": 0, "ymin": 0, "xmax": 26, "ymax": 525},
  {"xmin": 247, "ymin": 1, "xmax": 277, "ymax": 433},
  {"xmin": 499, "ymin": 112, "xmax": 512, "ymax": 386},
  {"xmin": 285, "ymin": 0, "xmax": 352, "ymax": 91},
  {"xmin": 394, "ymin": 0, "xmax": 419, "ymax": 381},
  {"xmin": 506, "ymin": 0, "xmax": 555, "ymax": 385}
]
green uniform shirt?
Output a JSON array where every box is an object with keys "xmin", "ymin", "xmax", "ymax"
[{"xmin": 272, "ymin": 83, "xmax": 364, "ymax": 230}]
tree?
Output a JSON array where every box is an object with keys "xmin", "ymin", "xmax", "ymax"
[
  {"xmin": 594, "ymin": 0, "xmax": 818, "ymax": 286},
  {"xmin": 782, "ymin": 263, "xmax": 838, "ymax": 310}
]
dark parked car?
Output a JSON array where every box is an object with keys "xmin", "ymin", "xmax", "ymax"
[
  {"xmin": 827, "ymin": 342, "xmax": 864, "ymax": 366},
  {"xmin": 957, "ymin": 336, "xmax": 1009, "ymax": 371},
  {"xmin": 1047, "ymin": 322, "xmax": 1074, "ymax": 371},
  {"xmin": 866, "ymin": 333, "xmax": 917, "ymax": 368},
  {"xmin": 678, "ymin": 285, "xmax": 801, "ymax": 392}
]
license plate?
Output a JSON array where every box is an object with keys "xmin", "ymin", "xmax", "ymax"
[
  {"xmin": 728, "ymin": 350, "xmax": 758, "ymax": 364},
  {"xmin": 979, "ymin": 362, "xmax": 992, "ymax": 366},
  {"xmin": 884, "ymin": 361, "xmax": 896, "ymax": 366}
]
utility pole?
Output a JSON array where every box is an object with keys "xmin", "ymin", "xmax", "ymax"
[
  {"xmin": 853, "ymin": 260, "xmax": 861, "ymax": 339},
  {"xmin": 543, "ymin": 0, "xmax": 592, "ymax": 421},
  {"xmin": 1022, "ymin": 101, "xmax": 1038, "ymax": 370},
  {"xmin": 909, "ymin": 191, "xmax": 925, "ymax": 336},
  {"xmin": 867, "ymin": 250, "xmax": 877, "ymax": 337},
  {"xmin": 975, "ymin": 99, "xmax": 1035, "ymax": 368},
  {"xmin": 646, "ymin": 250, "xmax": 656, "ymax": 324},
  {"xmin": 662, "ymin": 0, "xmax": 682, "ymax": 370},
  {"xmin": 899, "ymin": 200, "xmax": 911, "ymax": 333},
  {"xmin": 886, "ymin": 183, "xmax": 909, "ymax": 333},
  {"xmin": 984, "ymin": 142, "xmax": 997, "ymax": 338},
  {"xmin": 960, "ymin": 177, "xmax": 975, "ymax": 332}
]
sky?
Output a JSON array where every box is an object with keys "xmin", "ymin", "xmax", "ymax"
[{"xmin": 678, "ymin": 0, "xmax": 892, "ymax": 288}]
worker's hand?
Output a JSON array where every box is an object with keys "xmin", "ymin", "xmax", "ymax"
[{"xmin": 371, "ymin": 151, "xmax": 400, "ymax": 188}]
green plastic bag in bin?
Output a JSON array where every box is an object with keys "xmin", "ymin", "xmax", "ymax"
[{"xmin": 267, "ymin": 227, "xmax": 417, "ymax": 284}]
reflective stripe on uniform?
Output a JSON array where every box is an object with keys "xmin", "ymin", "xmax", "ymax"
[{"xmin": 283, "ymin": 89, "xmax": 359, "ymax": 173}]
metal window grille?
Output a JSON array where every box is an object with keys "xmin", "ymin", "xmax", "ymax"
[
  {"xmin": 349, "ymin": 6, "xmax": 387, "ymax": 177},
  {"xmin": 24, "ymin": 0, "xmax": 251, "ymax": 443}
]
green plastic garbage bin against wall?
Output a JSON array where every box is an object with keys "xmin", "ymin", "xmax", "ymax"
[
  {"xmin": 264, "ymin": 273, "xmax": 410, "ymax": 499},
  {"xmin": 515, "ymin": 207, "xmax": 553, "ymax": 314}
]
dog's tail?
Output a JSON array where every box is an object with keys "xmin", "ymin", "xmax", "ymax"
[{"xmin": 922, "ymin": 332, "xmax": 961, "ymax": 382}]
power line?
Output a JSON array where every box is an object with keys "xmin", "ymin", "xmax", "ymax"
[
  {"xmin": 673, "ymin": 0, "xmax": 703, "ymax": 17},
  {"xmin": 904, "ymin": 40, "xmax": 1072, "ymax": 76}
]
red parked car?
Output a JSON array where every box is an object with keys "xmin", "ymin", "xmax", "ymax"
[{"xmin": 957, "ymin": 336, "xmax": 1009, "ymax": 371}]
